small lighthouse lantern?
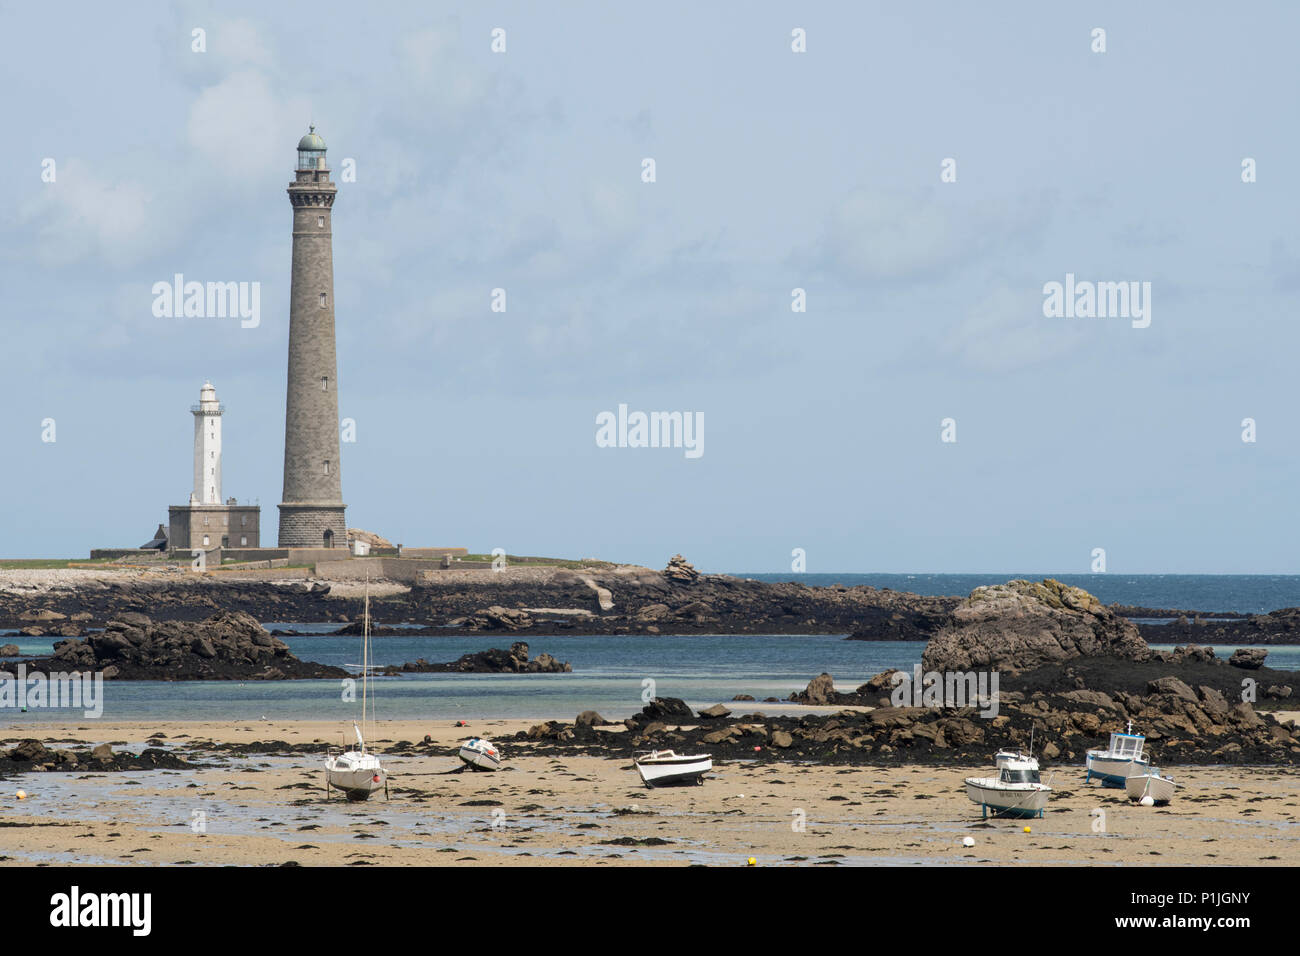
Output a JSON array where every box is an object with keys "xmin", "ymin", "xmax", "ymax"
[{"xmin": 297, "ymin": 125, "xmax": 327, "ymax": 171}]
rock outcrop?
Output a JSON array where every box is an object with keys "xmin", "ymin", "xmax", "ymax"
[
  {"xmin": 790, "ymin": 672, "xmax": 838, "ymax": 705},
  {"xmin": 1229, "ymin": 647, "xmax": 1268, "ymax": 669},
  {"xmin": 1, "ymin": 611, "xmax": 345, "ymax": 680},
  {"xmin": 458, "ymin": 606, "xmax": 534, "ymax": 631},
  {"xmin": 922, "ymin": 579, "xmax": 1152, "ymax": 674},
  {"xmin": 1137, "ymin": 606, "xmax": 1300, "ymax": 646},
  {"xmin": 391, "ymin": 641, "xmax": 570, "ymax": 674},
  {"xmin": 348, "ymin": 529, "xmax": 394, "ymax": 550},
  {"xmin": 663, "ymin": 554, "xmax": 700, "ymax": 585},
  {"xmin": 0, "ymin": 738, "xmax": 193, "ymax": 775}
]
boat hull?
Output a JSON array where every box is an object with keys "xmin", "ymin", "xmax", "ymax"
[
  {"xmin": 964, "ymin": 778, "xmax": 1051, "ymax": 819},
  {"xmin": 635, "ymin": 755, "xmax": 712, "ymax": 788},
  {"xmin": 1126, "ymin": 772, "xmax": 1176, "ymax": 805},
  {"xmin": 1086, "ymin": 752, "xmax": 1150, "ymax": 788},
  {"xmin": 326, "ymin": 753, "xmax": 386, "ymax": 801},
  {"xmin": 458, "ymin": 740, "xmax": 502, "ymax": 772}
]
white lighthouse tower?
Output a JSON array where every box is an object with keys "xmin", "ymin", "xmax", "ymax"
[
  {"xmin": 191, "ymin": 381, "xmax": 223, "ymax": 505},
  {"xmin": 168, "ymin": 381, "xmax": 260, "ymax": 551}
]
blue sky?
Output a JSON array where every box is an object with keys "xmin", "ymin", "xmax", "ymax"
[{"xmin": 1, "ymin": 2, "xmax": 1298, "ymax": 573}]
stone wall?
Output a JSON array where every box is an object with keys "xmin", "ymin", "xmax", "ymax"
[
  {"xmin": 276, "ymin": 505, "xmax": 347, "ymax": 551},
  {"xmin": 315, "ymin": 557, "xmax": 475, "ymax": 583},
  {"xmin": 169, "ymin": 505, "xmax": 261, "ymax": 550}
]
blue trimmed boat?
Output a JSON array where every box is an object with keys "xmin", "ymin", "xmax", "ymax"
[
  {"xmin": 1085, "ymin": 722, "xmax": 1149, "ymax": 788},
  {"xmin": 965, "ymin": 752, "xmax": 1052, "ymax": 819}
]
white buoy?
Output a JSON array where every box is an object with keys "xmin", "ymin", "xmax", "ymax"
[
  {"xmin": 1140, "ymin": 795, "xmax": 1155, "ymax": 807},
  {"xmin": 962, "ymin": 836, "xmax": 975, "ymax": 847}
]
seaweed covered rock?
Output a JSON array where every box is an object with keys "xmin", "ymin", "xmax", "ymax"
[
  {"xmin": 922, "ymin": 579, "xmax": 1152, "ymax": 674},
  {"xmin": 393, "ymin": 641, "xmax": 570, "ymax": 673}
]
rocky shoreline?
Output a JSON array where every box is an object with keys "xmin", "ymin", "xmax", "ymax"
[
  {"xmin": 7, "ymin": 558, "xmax": 1300, "ymax": 645},
  {"xmin": 0, "ymin": 558, "xmax": 957, "ymax": 639},
  {"xmin": 508, "ymin": 681, "xmax": 1300, "ymax": 768},
  {"xmin": 1, "ymin": 611, "xmax": 346, "ymax": 681},
  {"xmin": 0, "ymin": 738, "xmax": 194, "ymax": 776},
  {"xmin": 509, "ymin": 578, "xmax": 1300, "ymax": 767}
]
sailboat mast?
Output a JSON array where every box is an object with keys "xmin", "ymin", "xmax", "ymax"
[{"xmin": 361, "ymin": 576, "xmax": 370, "ymax": 750}]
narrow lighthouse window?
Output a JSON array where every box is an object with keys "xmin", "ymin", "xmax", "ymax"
[
  {"xmin": 324, "ymin": 460, "xmax": 331, "ymax": 476},
  {"xmin": 321, "ymin": 376, "xmax": 328, "ymax": 391},
  {"xmin": 317, "ymin": 216, "xmax": 324, "ymax": 227},
  {"xmin": 319, "ymin": 292, "xmax": 327, "ymax": 308}
]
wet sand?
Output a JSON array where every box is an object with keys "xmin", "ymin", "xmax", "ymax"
[{"xmin": 1, "ymin": 719, "xmax": 1297, "ymax": 866}]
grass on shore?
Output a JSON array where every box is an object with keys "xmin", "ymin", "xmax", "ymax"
[{"xmin": 0, "ymin": 558, "xmax": 119, "ymax": 569}]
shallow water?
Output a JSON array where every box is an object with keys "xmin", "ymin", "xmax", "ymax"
[
  {"xmin": 2, "ymin": 628, "xmax": 1298, "ymax": 725},
  {"xmin": 1, "ymin": 634, "xmax": 923, "ymax": 723}
]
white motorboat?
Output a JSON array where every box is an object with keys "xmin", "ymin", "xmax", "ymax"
[
  {"xmin": 965, "ymin": 753, "xmax": 1052, "ymax": 819},
  {"xmin": 458, "ymin": 737, "xmax": 503, "ymax": 771},
  {"xmin": 633, "ymin": 750, "xmax": 712, "ymax": 788},
  {"xmin": 1086, "ymin": 722, "xmax": 1149, "ymax": 788},
  {"xmin": 325, "ymin": 579, "xmax": 388, "ymax": 801},
  {"xmin": 1126, "ymin": 769, "xmax": 1177, "ymax": 805}
]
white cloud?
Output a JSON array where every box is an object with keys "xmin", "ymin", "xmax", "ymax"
[
  {"xmin": 187, "ymin": 69, "xmax": 310, "ymax": 186},
  {"xmin": 941, "ymin": 282, "xmax": 1086, "ymax": 373},
  {"xmin": 395, "ymin": 27, "xmax": 487, "ymax": 114},
  {"xmin": 215, "ymin": 18, "xmax": 273, "ymax": 67},
  {"xmin": 17, "ymin": 160, "xmax": 158, "ymax": 267},
  {"xmin": 813, "ymin": 187, "xmax": 1052, "ymax": 284}
]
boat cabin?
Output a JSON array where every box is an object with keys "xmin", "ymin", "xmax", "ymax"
[
  {"xmin": 1106, "ymin": 732, "xmax": 1145, "ymax": 760},
  {"xmin": 999, "ymin": 766, "xmax": 1041, "ymax": 785}
]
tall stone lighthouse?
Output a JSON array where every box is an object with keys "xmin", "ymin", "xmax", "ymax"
[{"xmin": 278, "ymin": 126, "xmax": 347, "ymax": 548}]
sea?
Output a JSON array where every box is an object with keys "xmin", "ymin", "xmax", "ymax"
[{"xmin": 3, "ymin": 573, "xmax": 1299, "ymax": 725}]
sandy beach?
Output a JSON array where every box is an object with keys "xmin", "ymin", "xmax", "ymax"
[{"xmin": 1, "ymin": 718, "xmax": 1296, "ymax": 867}]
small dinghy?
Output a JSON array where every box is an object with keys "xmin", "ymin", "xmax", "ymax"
[
  {"xmin": 1126, "ymin": 769, "xmax": 1176, "ymax": 805},
  {"xmin": 458, "ymin": 737, "xmax": 502, "ymax": 771},
  {"xmin": 633, "ymin": 750, "xmax": 712, "ymax": 788},
  {"xmin": 1086, "ymin": 722, "xmax": 1150, "ymax": 788},
  {"xmin": 965, "ymin": 752, "xmax": 1052, "ymax": 819}
]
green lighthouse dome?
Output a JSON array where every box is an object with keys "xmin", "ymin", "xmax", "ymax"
[{"xmin": 297, "ymin": 126, "xmax": 326, "ymax": 151}]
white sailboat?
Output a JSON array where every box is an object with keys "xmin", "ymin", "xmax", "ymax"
[{"xmin": 325, "ymin": 579, "xmax": 388, "ymax": 801}]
